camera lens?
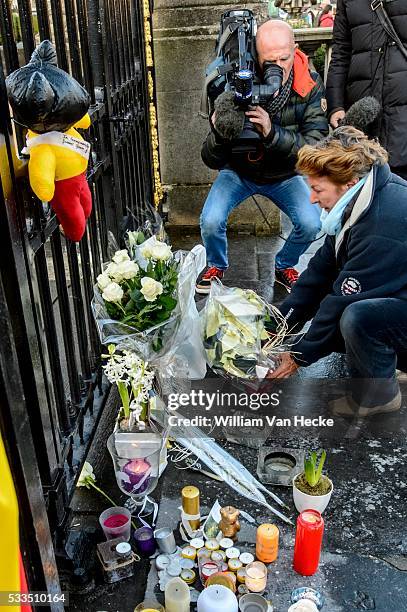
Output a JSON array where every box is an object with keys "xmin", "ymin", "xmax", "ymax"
[{"xmin": 263, "ymin": 62, "xmax": 283, "ymax": 93}]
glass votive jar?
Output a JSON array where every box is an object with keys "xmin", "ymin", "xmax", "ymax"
[
  {"xmin": 134, "ymin": 526, "xmax": 156, "ymax": 557},
  {"xmin": 99, "ymin": 506, "xmax": 131, "ymax": 541},
  {"xmin": 245, "ymin": 561, "xmax": 268, "ymax": 593}
]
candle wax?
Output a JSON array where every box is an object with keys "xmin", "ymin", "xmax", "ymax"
[{"xmin": 103, "ymin": 514, "xmax": 128, "ymax": 529}]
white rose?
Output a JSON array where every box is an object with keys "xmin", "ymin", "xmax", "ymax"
[
  {"xmin": 97, "ymin": 272, "xmax": 111, "ymax": 290},
  {"xmin": 77, "ymin": 461, "xmax": 95, "ymax": 487},
  {"xmin": 140, "ymin": 277, "xmax": 164, "ymax": 302},
  {"xmin": 102, "ymin": 282, "xmax": 124, "ymax": 302},
  {"xmin": 112, "ymin": 249, "xmax": 130, "ymax": 264},
  {"xmin": 140, "ymin": 242, "xmax": 153, "ymax": 260},
  {"xmin": 149, "ymin": 241, "xmax": 172, "ymax": 261},
  {"xmin": 115, "ymin": 260, "xmax": 139, "ymax": 280},
  {"xmin": 106, "ymin": 261, "xmax": 119, "ymax": 277}
]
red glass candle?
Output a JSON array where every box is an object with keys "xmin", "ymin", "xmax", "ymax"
[{"xmin": 293, "ymin": 509, "xmax": 324, "ymax": 576}]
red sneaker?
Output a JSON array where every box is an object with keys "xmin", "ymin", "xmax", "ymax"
[
  {"xmin": 196, "ymin": 266, "xmax": 224, "ymax": 294},
  {"xmin": 275, "ymin": 267, "xmax": 299, "ymax": 292}
]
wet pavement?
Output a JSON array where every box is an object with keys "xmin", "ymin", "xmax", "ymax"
[{"xmin": 69, "ymin": 224, "xmax": 407, "ymax": 611}]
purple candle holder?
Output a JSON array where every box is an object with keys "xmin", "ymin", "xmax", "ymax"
[
  {"xmin": 122, "ymin": 458, "xmax": 152, "ymax": 494},
  {"xmin": 134, "ymin": 526, "xmax": 156, "ymax": 556}
]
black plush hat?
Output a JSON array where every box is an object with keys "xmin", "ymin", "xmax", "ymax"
[{"xmin": 6, "ymin": 40, "xmax": 90, "ymax": 133}]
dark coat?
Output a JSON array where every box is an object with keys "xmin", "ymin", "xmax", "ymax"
[
  {"xmin": 279, "ymin": 164, "xmax": 407, "ymax": 365},
  {"xmin": 326, "ymin": 0, "xmax": 407, "ymax": 170},
  {"xmin": 202, "ymin": 51, "xmax": 328, "ymax": 184}
]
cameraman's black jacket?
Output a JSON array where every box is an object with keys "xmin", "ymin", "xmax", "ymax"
[{"xmin": 201, "ymin": 50, "xmax": 329, "ymax": 184}]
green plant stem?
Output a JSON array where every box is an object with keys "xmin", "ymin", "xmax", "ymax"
[{"xmin": 89, "ymin": 482, "xmax": 137, "ymax": 530}]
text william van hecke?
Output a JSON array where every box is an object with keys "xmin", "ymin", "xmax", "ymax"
[{"xmin": 168, "ymin": 414, "xmax": 335, "ymax": 427}]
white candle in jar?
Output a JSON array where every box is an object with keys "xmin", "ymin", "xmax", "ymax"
[
  {"xmin": 164, "ymin": 577, "xmax": 190, "ymax": 612},
  {"xmin": 245, "ymin": 561, "xmax": 268, "ymax": 593}
]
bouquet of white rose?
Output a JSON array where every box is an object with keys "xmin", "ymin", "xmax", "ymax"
[{"xmin": 92, "ymin": 235, "xmax": 207, "ymax": 377}]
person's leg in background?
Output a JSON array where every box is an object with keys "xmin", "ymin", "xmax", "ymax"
[
  {"xmin": 197, "ymin": 169, "xmax": 255, "ymax": 293},
  {"xmin": 337, "ymin": 298, "xmax": 407, "ymax": 414},
  {"xmin": 259, "ymin": 175, "xmax": 321, "ymax": 291}
]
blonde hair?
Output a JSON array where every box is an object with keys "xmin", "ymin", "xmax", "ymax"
[{"xmin": 296, "ymin": 126, "xmax": 388, "ymax": 185}]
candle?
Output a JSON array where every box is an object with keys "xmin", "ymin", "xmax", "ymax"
[
  {"xmin": 245, "ymin": 561, "xmax": 268, "ymax": 593},
  {"xmin": 154, "ymin": 527, "xmax": 176, "ymax": 554},
  {"xmin": 219, "ymin": 537, "xmax": 234, "ymax": 550},
  {"xmin": 205, "ymin": 539, "xmax": 220, "ymax": 552},
  {"xmin": 228, "ymin": 558, "xmax": 242, "ymax": 572},
  {"xmin": 225, "ymin": 547, "xmax": 240, "ymax": 559},
  {"xmin": 200, "ymin": 561, "xmax": 220, "ymax": 583},
  {"xmin": 256, "ymin": 523, "xmax": 279, "ymax": 563},
  {"xmin": 236, "ymin": 568, "xmax": 247, "ymax": 584},
  {"xmin": 123, "ymin": 458, "xmax": 151, "ymax": 494},
  {"xmin": 239, "ymin": 552, "xmax": 254, "ymax": 565},
  {"xmin": 99, "ymin": 506, "xmax": 131, "ymax": 541},
  {"xmin": 190, "ymin": 537, "xmax": 205, "ymax": 550},
  {"xmin": 206, "ymin": 571, "xmax": 236, "ymax": 591},
  {"xmin": 134, "ymin": 526, "xmax": 156, "ymax": 556},
  {"xmin": 181, "ymin": 545, "xmax": 197, "ymax": 560},
  {"xmin": 293, "ymin": 510, "xmax": 324, "ymax": 576},
  {"xmin": 134, "ymin": 603, "xmax": 165, "ymax": 612},
  {"xmin": 239, "ymin": 593, "xmax": 270, "ymax": 612},
  {"xmin": 165, "ymin": 577, "xmax": 190, "ymax": 612},
  {"xmin": 211, "ymin": 551, "xmax": 225, "ymax": 563},
  {"xmin": 182, "ymin": 485, "xmax": 200, "ymax": 530},
  {"xmin": 180, "ymin": 568, "xmax": 196, "ymax": 585},
  {"xmin": 197, "ymin": 585, "xmax": 239, "ymax": 612}
]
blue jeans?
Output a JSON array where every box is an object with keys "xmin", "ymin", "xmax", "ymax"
[
  {"xmin": 200, "ymin": 169, "xmax": 321, "ymax": 270},
  {"xmin": 339, "ymin": 299, "xmax": 407, "ymax": 406}
]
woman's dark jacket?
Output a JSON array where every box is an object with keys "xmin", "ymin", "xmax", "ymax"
[
  {"xmin": 279, "ymin": 164, "xmax": 407, "ymax": 365},
  {"xmin": 326, "ymin": 0, "xmax": 407, "ymax": 170}
]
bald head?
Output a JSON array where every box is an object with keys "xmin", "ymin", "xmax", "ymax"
[{"xmin": 256, "ymin": 20, "xmax": 296, "ymax": 84}]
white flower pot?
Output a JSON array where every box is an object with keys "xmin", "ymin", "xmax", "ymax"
[{"xmin": 292, "ymin": 475, "xmax": 333, "ymax": 514}]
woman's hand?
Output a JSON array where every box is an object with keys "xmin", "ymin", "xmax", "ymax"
[{"xmin": 266, "ymin": 352, "xmax": 299, "ymax": 379}]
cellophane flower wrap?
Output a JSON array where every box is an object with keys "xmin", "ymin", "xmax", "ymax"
[
  {"xmin": 201, "ymin": 280, "xmax": 285, "ymax": 381},
  {"xmin": 92, "ymin": 235, "xmax": 207, "ymax": 377}
]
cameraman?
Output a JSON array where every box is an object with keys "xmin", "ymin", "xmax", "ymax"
[{"xmin": 197, "ymin": 20, "xmax": 329, "ymax": 294}]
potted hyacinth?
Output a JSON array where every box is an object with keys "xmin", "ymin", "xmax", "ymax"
[
  {"xmin": 102, "ymin": 345, "xmax": 168, "ymax": 485},
  {"xmin": 293, "ymin": 450, "xmax": 333, "ymax": 514}
]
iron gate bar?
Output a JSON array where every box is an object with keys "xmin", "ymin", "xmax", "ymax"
[
  {"xmin": 0, "ymin": 0, "xmax": 19, "ymax": 72},
  {"xmin": 50, "ymin": 0, "xmax": 69, "ymax": 72},
  {"xmin": 76, "ymin": 0, "xmax": 96, "ymax": 103},
  {"xmin": 64, "ymin": 0, "xmax": 83, "ymax": 83},
  {"xmin": 50, "ymin": 232, "xmax": 82, "ymax": 410},
  {"xmin": 66, "ymin": 240, "xmax": 92, "ymax": 381},
  {"xmin": 16, "ymin": 0, "xmax": 35, "ymax": 62},
  {"xmin": 35, "ymin": 0, "xmax": 52, "ymax": 41}
]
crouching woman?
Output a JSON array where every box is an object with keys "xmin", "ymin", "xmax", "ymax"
[{"xmin": 269, "ymin": 126, "xmax": 407, "ymax": 415}]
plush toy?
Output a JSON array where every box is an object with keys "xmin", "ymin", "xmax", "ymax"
[{"xmin": 6, "ymin": 40, "xmax": 92, "ymax": 242}]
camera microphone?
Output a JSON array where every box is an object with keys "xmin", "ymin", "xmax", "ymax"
[
  {"xmin": 340, "ymin": 96, "xmax": 381, "ymax": 136},
  {"xmin": 213, "ymin": 90, "xmax": 246, "ymax": 140}
]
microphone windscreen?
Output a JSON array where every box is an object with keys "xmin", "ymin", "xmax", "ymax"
[
  {"xmin": 214, "ymin": 91, "xmax": 245, "ymax": 140},
  {"xmin": 342, "ymin": 96, "xmax": 381, "ymax": 135}
]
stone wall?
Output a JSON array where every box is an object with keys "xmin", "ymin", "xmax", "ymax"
[{"xmin": 152, "ymin": 1, "xmax": 281, "ymax": 235}]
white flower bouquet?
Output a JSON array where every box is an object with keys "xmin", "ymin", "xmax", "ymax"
[
  {"xmin": 202, "ymin": 280, "xmax": 287, "ymax": 380},
  {"xmin": 92, "ymin": 235, "xmax": 207, "ymax": 376}
]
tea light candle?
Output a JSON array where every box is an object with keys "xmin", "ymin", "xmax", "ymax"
[
  {"xmin": 165, "ymin": 577, "xmax": 191, "ymax": 612},
  {"xmin": 155, "ymin": 554, "xmax": 170, "ymax": 571},
  {"xmin": 239, "ymin": 552, "xmax": 254, "ymax": 565},
  {"xmin": 228, "ymin": 558, "xmax": 243, "ymax": 572},
  {"xmin": 190, "ymin": 537, "xmax": 205, "ymax": 550},
  {"xmin": 205, "ymin": 539, "xmax": 220, "ymax": 552},
  {"xmin": 167, "ymin": 559, "xmax": 182, "ymax": 577},
  {"xmin": 256, "ymin": 523, "xmax": 279, "ymax": 563},
  {"xmin": 211, "ymin": 550, "xmax": 225, "ymax": 563},
  {"xmin": 180, "ymin": 568, "xmax": 196, "ymax": 585},
  {"xmin": 197, "ymin": 585, "xmax": 239, "ymax": 612},
  {"xmin": 206, "ymin": 571, "xmax": 236, "ymax": 592},
  {"xmin": 219, "ymin": 537, "xmax": 234, "ymax": 550},
  {"xmin": 226, "ymin": 547, "xmax": 240, "ymax": 559},
  {"xmin": 288, "ymin": 602, "xmax": 319, "ymax": 612},
  {"xmin": 236, "ymin": 567, "xmax": 247, "ymax": 584},
  {"xmin": 245, "ymin": 561, "xmax": 268, "ymax": 593},
  {"xmin": 181, "ymin": 545, "xmax": 196, "ymax": 560},
  {"xmin": 198, "ymin": 548, "xmax": 211, "ymax": 562},
  {"xmin": 180, "ymin": 558, "xmax": 195, "ymax": 570},
  {"xmin": 134, "ymin": 526, "xmax": 156, "ymax": 556}
]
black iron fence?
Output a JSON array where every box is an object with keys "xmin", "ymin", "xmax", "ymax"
[{"xmin": 0, "ymin": 0, "xmax": 154, "ymax": 596}]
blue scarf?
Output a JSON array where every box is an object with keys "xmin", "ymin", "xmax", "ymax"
[{"xmin": 320, "ymin": 176, "xmax": 368, "ymax": 236}]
